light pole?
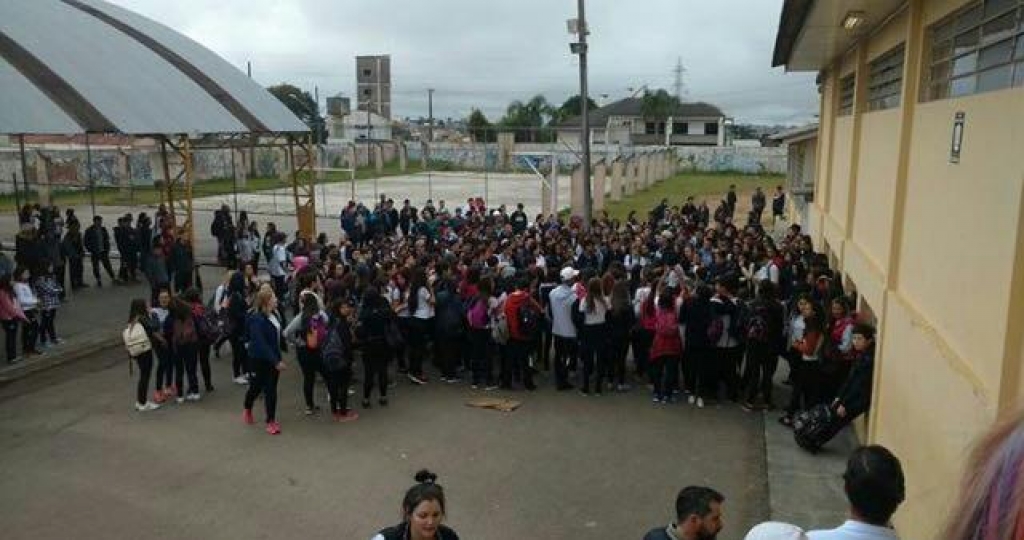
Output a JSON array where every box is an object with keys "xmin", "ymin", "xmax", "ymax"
[{"xmin": 569, "ymin": 0, "xmax": 592, "ymax": 229}]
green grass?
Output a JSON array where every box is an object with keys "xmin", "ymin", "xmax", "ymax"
[
  {"xmin": 0, "ymin": 161, "xmax": 428, "ymax": 212},
  {"xmin": 601, "ymin": 171, "xmax": 784, "ymax": 221}
]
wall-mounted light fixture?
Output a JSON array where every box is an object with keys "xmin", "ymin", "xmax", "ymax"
[
  {"xmin": 950, "ymin": 112, "xmax": 965, "ymax": 164},
  {"xmin": 842, "ymin": 11, "xmax": 866, "ymax": 31}
]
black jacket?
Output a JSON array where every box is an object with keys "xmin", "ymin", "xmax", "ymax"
[
  {"xmin": 84, "ymin": 224, "xmax": 111, "ymax": 254},
  {"xmin": 835, "ymin": 351, "xmax": 875, "ymax": 418}
]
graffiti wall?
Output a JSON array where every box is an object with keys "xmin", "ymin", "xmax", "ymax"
[{"xmin": 673, "ymin": 146, "xmax": 787, "ymax": 175}]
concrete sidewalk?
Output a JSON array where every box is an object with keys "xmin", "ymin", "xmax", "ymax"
[{"xmin": 0, "ymin": 264, "xmax": 224, "ymax": 385}]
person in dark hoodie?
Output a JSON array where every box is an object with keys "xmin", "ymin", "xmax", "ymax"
[
  {"xmin": 680, "ymin": 283, "xmax": 714, "ymax": 408},
  {"xmin": 831, "ymin": 323, "xmax": 876, "ymax": 424},
  {"xmin": 169, "ymin": 233, "xmax": 194, "ymax": 294},
  {"xmin": 371, "ymin": 469, "xmax": 460, "ymax": 540},
  {"xmin": 224, "ymin": 271, "xmax": 250, "ymax": 385},
  {"xmin": 242, "ymin": 287, "xmax": 286, "ymax": 435},
  {"xmin": 84, "ymin": 215, "xmax": 117, "ymax": 287}
]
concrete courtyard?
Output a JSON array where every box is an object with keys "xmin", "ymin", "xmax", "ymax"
[{"xmin": 0, "ymin": 349, "xmax": 769, "ymax": 540}]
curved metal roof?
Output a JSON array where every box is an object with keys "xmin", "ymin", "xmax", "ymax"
[{"xmin": 0, "ymin": 0, "xmax": 308, "ymax": 135}]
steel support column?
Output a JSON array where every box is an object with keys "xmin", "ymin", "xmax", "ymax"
[
  {"xmin": 159, "ymin": 135, "xmax": 195, "ymax": 248},
  {"xmin": 288, "ymin": 134, "xmax": 317, "ymax": 239}
]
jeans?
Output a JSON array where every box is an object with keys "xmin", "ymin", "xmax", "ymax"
[
  {"xmin": 469, "ymin": 328, "xmax": 493, "ymax": 386},
  {"xmin": 230, "ymin": 335, "xmax": 249, "ymax": 378},
  {"xmin": 786, "ymin": 359, "xmax": 824, "ymax": 415},
  {"xmin": 197, "ymin": 341, "xmax": 213, "ymax": 390},
  {"xmin": 3, "ymin": 320, "xmax": 19, "ymax": 361},
  {"xmin": 155, "ymin": 345, "xmax": 173, "ymax": 390},
  {"xmin": 743, "ymin": 342, "xmax": 779, "ymax": 405},
  {"xmin": 552, "ymin": 335, "xmax": 577, "ymax": 389},
  {"xmin": 394, "ymin": 317, "xmax": 410, "ymax": 371},
  {"xmin": 326, "ymin": 367, "xmax": 352, "ymax": 413},
  {"xmin": 21, "ymin": 309, "xmax": 39, "ymax": 354},
  {"xmin": 407, "ymin": 317, "xmax": 433, "ymax": 378},
  {"xmin": 362, "ymin": 340, "xmax": 389, "ymax": 400},
  {"xmin": 506, "ymin": 339, "xmax": 535, "ymax": 389},
  {"xmin": 649, "ymin": 354, "xmax": 680, "ymax": 400},
  {"xmin": 177, "ymin": 342, "xmax": 198, "ymax": 395},
  {"xmin": 435, "ymin": 333, "xmax": 462, "ymax": 379},
  {"xmin": 90, "ymin": 252, "xmax": 116, "ymax": 284},
  {"xmin": 630, "ymin": 327, "xmax": 653, "ymax": 378},
  {"xmin": 713, "ymin": 346, "xmax": 743, "ymax": 400},
  {"xmin": 608, "ymin": 334, "xmax": 630, "ymax": 386},
  {"xmin": 134, "ymin": 350, "xmax": 154, "ymax": 405},
  {"xmin": 577, "ymin": 325, "xmax": 606, "ymax": 393},
  {"xmin": 39, "ymin": 309, "xmax": 57, "ymax": 345},
  {"xmin": 297, "ymin": 346, "xmax": 326, "ymax": 409},
  {"xmin": 244, "ymin": 360, "xmax": 280, "ymax": 422}
]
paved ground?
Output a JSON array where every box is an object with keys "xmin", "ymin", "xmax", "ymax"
[{"xmin": 0, "ymin": 348, "xmax": 769, "ymax": 540}]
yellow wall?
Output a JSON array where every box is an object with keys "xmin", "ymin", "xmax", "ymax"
[{"xmin": 793, "ymin": 1, "xmax": 1024, "ymax": 538}]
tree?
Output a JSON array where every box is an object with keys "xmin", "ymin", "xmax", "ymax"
[
  {"xmin": 467, "ymin": 109, "xmax": 494, "ymax": 143},
  {"xmin": 551, "ymin": 94, "xmax": 598, "ymax": 125},
  {"xmin": 500, "ymin": 95, "xmax": 554, "ymax": 142},
  {"xmin": 640, "ymin": 88, "xmax": 681, "ymax": 120},
  {"xmin": 267, "ymin": 83, "xmax": 326, "ymax": 142}
]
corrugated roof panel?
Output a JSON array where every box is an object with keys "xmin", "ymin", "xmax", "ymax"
[
  {"xmin": 0, "ymin": 57, "xmax": 83, "ymax": 134},
  {"xmin": 78, "ymin": 0, "xmax": 309, "ymax": 134},
  {"xmin": 0, "ymin": 0, "xmax": 246, "ymax": 134}
]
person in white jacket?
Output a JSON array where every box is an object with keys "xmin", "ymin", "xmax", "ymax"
[
  {"xmin": 12, "ymin": 268, "xmax": 40, "ymax": 356},
  {"xmin": 548, "ymin": 266, "xmax": 579, "ymax": 391}
]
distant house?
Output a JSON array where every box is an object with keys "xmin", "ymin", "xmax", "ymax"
[{"xmin": 555, "ymin": 97, "xmax": 726, "ymax": 147}]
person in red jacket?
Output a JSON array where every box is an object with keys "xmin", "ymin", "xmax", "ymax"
[
  {"xmin": 650, "ymin": 284, "xmax": 683, "ymax": 404},
  {"xmin": 503, "ymin": 276, "xmax": 543, "ymax": 390}
]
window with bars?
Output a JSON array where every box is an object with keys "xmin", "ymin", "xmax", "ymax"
[
  {"xmin": 924, "ymin": 0, "xmax": 1024, "ymax": 101},
  {"xmin": 838, "ymin": 74, "xmax": 856, "ymax": 115},
  {"xmin": 868, "ymin": 44, "xmax": 906, "ymax": 110},
  {"xmin": 673, "ymin": 121, "xmax": 688, "ymax": 135}
]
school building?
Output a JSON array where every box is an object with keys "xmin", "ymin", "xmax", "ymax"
[{"xmin": 772, "ymin": 0, "xmax": 1024, "ymax": 537}]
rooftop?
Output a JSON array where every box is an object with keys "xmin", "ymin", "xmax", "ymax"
[{"xmin": 556, "ymin": 97, "xmax": 725, "ymax": 128}]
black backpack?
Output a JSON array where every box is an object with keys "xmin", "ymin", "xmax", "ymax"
[{"xmin": 321, "ymin": 324, "xmax": 349, "ymax": 371}]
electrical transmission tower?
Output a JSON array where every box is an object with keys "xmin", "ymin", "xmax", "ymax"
[{"xmin": 673, "ymin": 57, "xmax": 686, "ymax": 100}]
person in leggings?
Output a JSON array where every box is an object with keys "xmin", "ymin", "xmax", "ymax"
[
  {"xmin": 150, "ymin": 289, "xmax": 173, "ymax": 402},
  {"xmin": 356, "ymin": 288, "xmax": 392, "ymax": 408},
  {"xmin": 127, "ymin": 298, "xmax": 161, "ymax": 411},
  {"xmin": 243, "ymin": 288, "xmax": 286, "ymax": 435},
  {"xmin": 165, "ymin": 297, "xmax": 201, "ymax": 403},
  {"xmin": 283, "ymin": 293, "xmax": 329, "ymax": 415},
  {"xmin": 224, "ymin": 271, "xmax": 250, "ymax": 385},
  {"xmin": 325, "ymin": 299, "xmax": 358, "ymax": 422},
  {"xmin": 183, "ymin": 288, "xmax": 215, "ymax": 393}
]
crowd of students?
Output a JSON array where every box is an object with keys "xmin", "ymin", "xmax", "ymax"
[
  {"xmin": 1, "ymin": 203, "xmax": 197, "ymax": 365},
  {"xmin": 118, "ymin": 186, "xmax": 877, "ymax": 443}
]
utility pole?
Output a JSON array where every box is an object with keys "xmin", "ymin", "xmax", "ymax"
[
  {"xmin": 573, "ymin": 0, "xmax": 593, "ymax": 229},
  {"xmin": 674, "ymin": 57, "xmax": 685, "ymax": 101},
  {"xmin": 427, "ymin": 88, "xmax": 435, "ymax": 143}
]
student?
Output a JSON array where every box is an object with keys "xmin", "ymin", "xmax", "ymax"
[
  {"xmin": 605, "ymin": 279, "xmax": 635, "ymax": 392},
  {"xmin": 12, "ymin": 268, "xmax": 40, "ymax": 357},
  {"xmin": 576, "ymin": 277, "xmax": 609, "ymax": 395},
  {"xmin": 831, "ymin": 323, "xmax": 876, "ymax": 424},
  {"xmin": 243, "ymin": 288, "xmax": 287, "ymax": 435},
  {"xmin": 124, "ymin": 299, "xmax": 161, "ymax": 412},
  {"xmin": 166, "ymin": 297, "xmax": 201, "ymax": 403},
  {"xmin": 406, "ymin": 267, "xmax": 435, "ymax": 385},
  {"xmin": 772, "ymin": 186, "xmax": 787, "ymax": 225},
  {"xmin": 371, "ymin": 469, "xmax": 460, "ymax": 540},
  {"xmin": 356, "ymin": 287, "xmax": 392, "ymax": 408},
  {"xmin": 324, "ymin": 299, "xmax": 358, "ymax": 422},
  {"xmin": 503, "ymin": 276, "xmax": 542, "ymax": 390},
  {"xmin": 680, "ymin": 284, "xmax": 713, "ymax": 408},
  {"xmin": 548, "ymin": 266, "xmax": 579, "ymax": 391},
  {"xmin": 283, "ymin": 293, "xmax": 330, "ymax": 415},
  {"xmin": 33, "ymin": 267, "xmax": 63, "ymax": 349},
  {"xmin": 741, "ymin": 280, "xmax": 786, "ymax": 411},
  {"xmin": 466, "ymin": 278, "xmax": 494, "ymax": 389},
  {"xmin": 0, "ymin": 276, "xmax": 27, "ymax": 363},
  {"xmin": 649, "ymin": 285, "xmax": 683, "ymax": 404},
  {"xmin": 150, "ymin": 289, "xmax": 173, "ymax": 402},
  {"xmin": 84, "ymin": 215, "xmax": 117, "ymax": 287},
  {"xmin": 224, "ymin": 271, "xmax": 250, "ymax": 385},
  {"xmin": 183, "ymin": 288, "xmax": 215, "ymax": 393},
  {"xmin": 808, "ymin": 446, "xmax": 905, "ymax": 540},
  {"xmin": 643, "ymin": 486, "xmax": 725, "ymax": 540}
]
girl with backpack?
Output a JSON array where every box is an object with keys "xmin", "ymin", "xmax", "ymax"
[
  {"xmin": 649, "ymin": 284, "xmax": 683, "ymax": 404},
  {"xmin": 124, "ymin": 298, "xmax": 161, "ymax": 411},
  {"xmin": 780, "ymin": 297, "xmax": 825, "ymax": 427},
  {"xmin": 183, "ymin": 288, "xmax": 216, "ymax": 393},
  {"xmin": 243, "ymin": 288, "xmax": 287, "ymax": 435},
  {"xmin": 323, "ymin": 299, "xmax": 358, "ymax": 422},
  {"xmin": 822, "ymin": 297, "xmax": 855, "ymax": 399},
  {"xmin": 283, "ymin": 293, "xmax": 330, "ymax": 415},
  {"xmin": 466, "ymin": 278, "xmax": 495, "ymax": 390},
  {"xmin": 165, "ymin": 297, "xmax": 201, "ymax": 403},
  {"xmin": 576, "ymin": 277, "xmax": 609, "ymax": 396}
]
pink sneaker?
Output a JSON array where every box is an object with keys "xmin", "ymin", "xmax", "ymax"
[
  {"xmin": 266, "ymin": 421, "xmax": 281, "ymax": 435},
  {"xmin": 152, "ymin": 390, "xmax": 166, "ymax": 404},
  {"xmin": 334, "ymin": 411, "xmax": 359, "ymax": 423},
  {"xmin": 242, "ymin": 409, "xmax": 254, "ymax": 425}
]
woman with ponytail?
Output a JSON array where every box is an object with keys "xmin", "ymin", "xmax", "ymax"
[{"xmin": 372, "ymin": 469, "xmax": 460, "ymax": 540}]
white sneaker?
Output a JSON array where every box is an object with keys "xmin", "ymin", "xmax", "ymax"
[
  {"xmin": 143, "ymin": 402, "xmax": 161, "ymax": 411},
  {"xmin": 186, "ymin": 393, "xmax": 201, "ymax": 402},
  {"xmin": 233, "ymin": 376, "xmax": 249, "ymax": 385},
  {"xmin": 134, "ymin": 402, "xmax": 147, "ymax": 411},
  {"xmin": 696, "ymin": 397, "xmax": 705, "ymax": 409},
  {"xmin": 175, "ymin": 396, "xmax": 185, "ymax": 404},
  {"xmin": 687, "ymin": 395, "xmax": 696, "ymax": 405}
]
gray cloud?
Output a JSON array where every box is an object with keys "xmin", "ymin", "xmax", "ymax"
[{"xmin": 109, "ymin": 0, "xmax": 818, "ymax": 125}]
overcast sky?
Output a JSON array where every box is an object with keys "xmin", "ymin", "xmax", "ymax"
[{"xmin": 108, "ymin": 0, "xmax": 819, "ymax": 126}]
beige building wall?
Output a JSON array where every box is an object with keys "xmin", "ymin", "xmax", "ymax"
[{"xmin": 798, "ymin": 1, "xmax": 1024, "ymax": 538}]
